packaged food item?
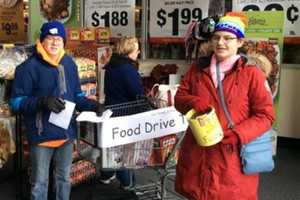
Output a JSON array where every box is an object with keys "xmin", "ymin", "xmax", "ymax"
[
  {"xmin": 0, "ymin": 103, "xmax": 11, "ymax": 117},
  {"xmin": 0, "ymin": 46, "xmax": 27, "ymax": 80},
  {"xmin": 149, "ymin": 134, "xmax": 179, "ymax": 166},
  {"xmin": 0, "ymin": 121, "xmax": 15, "ymax": 168}
]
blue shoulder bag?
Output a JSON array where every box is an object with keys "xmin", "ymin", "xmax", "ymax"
[{"xmin": 216, "ymin": 62, "xmax": 274, "ymax": 175}]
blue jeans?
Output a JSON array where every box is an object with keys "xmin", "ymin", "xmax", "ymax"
[
  {"xmin": 100, "ymin": 169, "xmax": 135, "ymax": 187},
  {"xmin": 30, "ymin": 141, "xmax": 73, "ymax": 200}
]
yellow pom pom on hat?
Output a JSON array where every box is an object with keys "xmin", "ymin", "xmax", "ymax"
[{"xmin": 215, "ymin": 12, "xmax": 248, "ymax": 38}]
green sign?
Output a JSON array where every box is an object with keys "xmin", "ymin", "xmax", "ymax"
[{"xmin": 245, "ymin": 11, "xmax": 284, "ymax": 131}]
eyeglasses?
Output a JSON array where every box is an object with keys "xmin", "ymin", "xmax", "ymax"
[
  {"xmin": 44, "ymin": 36, "xmax": 64, "ymax": 44},
  {"xmin": 211, "ymin": 35, "xmax": 238, "ymax": 44}
]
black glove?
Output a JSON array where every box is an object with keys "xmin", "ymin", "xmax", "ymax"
[
  {"xmin": 95, "ymin": 103, "xmax": 105, "ymax": 116},
  {"xmin": 38, "ymin": 96, "xmax": 66, "ymax": 113}
]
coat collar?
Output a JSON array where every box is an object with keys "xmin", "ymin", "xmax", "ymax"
[
  {"xmin": 35, "ymin": 40, "xmax": 65, "ymax": 67},
  {"xmin": 197, "ymin": 54, "xmax": 248, "ymax": 74},
  {"xmin": 104, "ymin": 53, "xmax": 138, "ymax": 69}
]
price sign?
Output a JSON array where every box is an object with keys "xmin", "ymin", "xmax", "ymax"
[
  {"xmin": 1, "ymin": 22, "xmax": 18, "ymax": 35},
  {"xmin": 233, "ymin": 0, "xmax": 300, "ymax": 37},
  {"xmin": 0, "ymin": 1, "xmax": 25, "ymax": 43},
  {"xmin": 150, "ymin": 0, "xmax": 209, "ymax": 38},
  {"xmin": 84, "ymin": 0, "xmax": 135, "ymax": 37}
]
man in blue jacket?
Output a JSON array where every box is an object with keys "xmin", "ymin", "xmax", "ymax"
[{"xmin": 10, "ymin": 21, "xmax": 102, "ymax": 200}]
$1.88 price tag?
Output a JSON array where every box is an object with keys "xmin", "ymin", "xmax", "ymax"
[
  {"xmin": 150, "ymin": 0, "xmax": 209, "ymax": 38},
  {"xmin": 84, "ymin": 0, "xmax": 135, "ymax": 37},
  {"xmin": 233, "ymin": 0, "xmax": 300, "ymax": 36}
]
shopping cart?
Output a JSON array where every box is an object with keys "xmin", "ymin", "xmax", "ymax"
[{"xmin": 76, "ymin": 98, "xmax": 186, "ymax": 199}]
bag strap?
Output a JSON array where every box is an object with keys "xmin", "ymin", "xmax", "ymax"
[
  {"xmin": 216, "ymin": 62, "xmax": 234, "ymax": 129},
  {"xmin": 149, "ymin": 83, "xmax": 160, "ymax": 97},
  {"xmin": 167, "ymin": 90, "xmax": 172, "ymax": 106}
]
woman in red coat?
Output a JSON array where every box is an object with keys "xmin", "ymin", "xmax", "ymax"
[{"xmin": 174, "ymin": 12, "xmax": 275, "ymax": 200}]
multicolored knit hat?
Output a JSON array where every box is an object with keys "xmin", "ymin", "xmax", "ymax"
[{"xmin": 214, "ymin": 12, "xmax": 248, "ymax": 38}]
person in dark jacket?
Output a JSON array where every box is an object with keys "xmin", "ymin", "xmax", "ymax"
[
  {"xmin": 174, "ymin": 12, "xmax": 275, "ymax": 200},
  {"xmin": 10, "ymin": 21, "xmax": 103, "ymax": 200},
  {"xmin": 99, "ymin": 36, "xmax": 143, "ymax": 190}
]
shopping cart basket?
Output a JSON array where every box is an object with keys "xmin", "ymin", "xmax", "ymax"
[
  {"xmin": 77, "ymin": 98, "xmax": 155, "ymax": 169},
  {"xmin": 76, "ymin": 98, "xmax": 187, "ymax": 199}
]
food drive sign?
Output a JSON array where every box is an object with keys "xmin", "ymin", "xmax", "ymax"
[{"xmin": 99, "ymin": 107, "xmax": 188, "ymax": 148}]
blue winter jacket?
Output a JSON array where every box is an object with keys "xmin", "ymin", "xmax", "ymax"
[
  {"xmin": 104, "ymin": 54, "xmax": 144, "ymax": 105},
  {"xmin": 10, "ymin": 47, "xmax": 97, "ymax": 144}
]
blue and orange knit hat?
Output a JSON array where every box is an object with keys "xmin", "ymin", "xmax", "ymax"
[{"xmin": 214, "ymin": 12, "xmax": 248, "ymax": 38}]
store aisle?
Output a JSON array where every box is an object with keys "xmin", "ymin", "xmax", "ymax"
[
  {"xmin": 259, "ymin": 147, "xmax": 300, "ymax": 200},
  {"xmin": 0, "ymin": 146, "xmax": 299, "ymax": 200}
]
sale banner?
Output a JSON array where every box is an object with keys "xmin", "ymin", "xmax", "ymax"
[
  {"xmin": 149, "ymin": 0, "xmax": 209, "ymax": 41},
  {"xmin": 84, "ymin": 0, "xmax": 135, "ymax": 37},
  {"xmin": 233, "ymin": 0, "xmax": 300, "ymax": 37},
  {"xmin": 244, "ymin": 11, "xmax": 284, "ymax": 132},
  {"xmin": 0, "ymin": 0, "xmax": 25, "ymax": 43},
  {"xmin": 29, "ymin": 0, "xmax": 81, "ymax": 44}
]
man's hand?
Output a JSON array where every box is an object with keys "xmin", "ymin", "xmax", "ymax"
[
  {"xmin": 38, "ymin": 96, "xmax": 66, "ymax": 113},
  {"xmin": 95, "ymin": 103, "xmax": 105, "ymax": 116}
]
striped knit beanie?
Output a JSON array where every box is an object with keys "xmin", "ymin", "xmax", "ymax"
[{"xmin": 214, "ymin": 12, "xmax": 248, "ymax": 38}]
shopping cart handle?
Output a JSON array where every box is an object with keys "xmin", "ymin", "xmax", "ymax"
[{"xmin": 136, "ymin": 95, "xmax": 156, "ymax": 109}]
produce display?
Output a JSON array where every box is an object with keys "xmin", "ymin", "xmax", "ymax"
[{"xmin": 242, "ymin": 39, "xmax": 280, "ymax": 98}]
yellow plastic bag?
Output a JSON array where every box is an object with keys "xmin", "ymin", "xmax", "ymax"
[{"xmin": 185, "ymin": 107, "xmax": 223, "ymax": 146}]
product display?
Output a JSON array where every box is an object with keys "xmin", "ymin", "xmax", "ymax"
[
  {"xmin": 74, "ymin": 57, "xmax": 97, "ymax": 80},
  {"xmin": 74, "ymin": 57, "xmax": 97, "ymax": 99},
  {"xmin": 0, "ymin": 103, "xmax": 11, "ymax": 117},
  {"xmin": 0, "ymin": 46, "xmax": 27, "ymax": 80},
  {"xmin": 40, "ymin": 0, "xmax": 71, "ymax": 21},
  {"xmin": 241, "ymin": 39, "xmax": 280, "ymax": 98},
  {"xmin": 0, "ymin": 119, "xmax": 15, "ymax": 168}
]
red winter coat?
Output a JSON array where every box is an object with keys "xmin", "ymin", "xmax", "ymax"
[{"xmin": 174, "ymin": 56, "xmax": 275, "ymax": 200}]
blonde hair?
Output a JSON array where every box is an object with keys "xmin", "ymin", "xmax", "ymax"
[{"xmin": 115, "ymin": 36, "xmax": 139, "ymax": 56}]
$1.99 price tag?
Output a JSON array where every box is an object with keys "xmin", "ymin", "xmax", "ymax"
[{"xmin": 149, "ymin": 0, "xmax": 209, "ymax": 38}]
